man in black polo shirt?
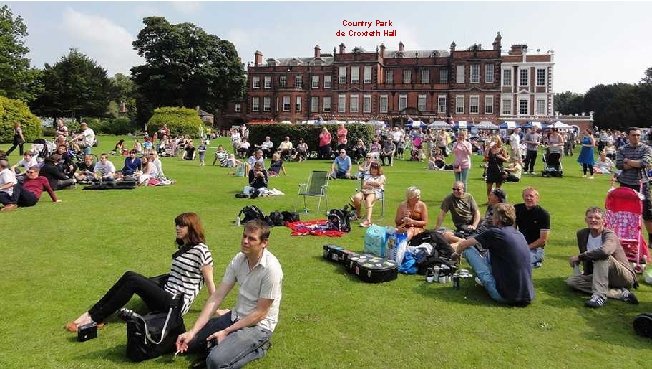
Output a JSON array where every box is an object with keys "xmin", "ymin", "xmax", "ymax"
[
  {"xmin": 514, "ymin": 187, "xmax": 550, "ymax": 268},
  {"xmin": 451, "ymin": 203, "xmax": 535, "ymax": 305}
]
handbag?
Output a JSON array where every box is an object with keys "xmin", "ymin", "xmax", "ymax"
[{"xmin": 122, "ymin": 294, "xmax": 185, "ymax": 362}]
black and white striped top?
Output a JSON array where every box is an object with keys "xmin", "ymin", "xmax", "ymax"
[{"xmin": 164, "ymin": 243, "xmax": 213, "ymax": 314}]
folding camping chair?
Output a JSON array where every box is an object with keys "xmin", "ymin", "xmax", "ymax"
[
  {"xmin": 357, "ymin": 176, "xmax": 385, "ymax": 217},
  {"xmin": 298, "ymin": 170, "xmax": 329, "ymax": 213}
]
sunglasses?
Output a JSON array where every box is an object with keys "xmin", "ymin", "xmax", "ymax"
[{"xmin": 452, "ymin": 188, "xmax": 463, "ymax": 191}]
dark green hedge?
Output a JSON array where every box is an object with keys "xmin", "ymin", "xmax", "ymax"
[
  {"xmin": 247, "ymin": 124, "xmax": 376, "ymax": 152},
  {"xmin": 0, "ymin": 96, "xmax": 42, "ymax": 143}
]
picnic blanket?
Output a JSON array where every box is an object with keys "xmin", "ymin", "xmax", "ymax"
[{"xmin": 286, "ymin": 219, "xmax": 345, "ymax": 237}]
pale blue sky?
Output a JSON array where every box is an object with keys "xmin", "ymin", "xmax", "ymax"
[{"xmin": 7, "ymin": 1, "xmax": 652, "ymax": 93}]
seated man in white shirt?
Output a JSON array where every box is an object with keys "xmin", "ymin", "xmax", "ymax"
[
  {"xmin": 258, "ymin": 137, "xmax": 274, "ymax": 158},
  {"xmin": 12, "ymin": 151, "xmax": 39, "ymax": 179},
  {"xmin": 176, "ymin": 219, "xmax": 283, "ymax": 369},
  {"xmin": 93, "ymin": 153, "xmax": 117, "ymax": 182},
  {"xmin": 277, "ymin": 137, "xmax": 294, "ymax": 160}
]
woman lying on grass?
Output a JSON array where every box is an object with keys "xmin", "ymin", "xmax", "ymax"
[{"xmin": 65, "ymin": 212, "xmax": 215, "ymax": 333}]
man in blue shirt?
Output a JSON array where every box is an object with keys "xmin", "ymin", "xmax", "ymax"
[
  {"xmin": 451, "ymin": 203, "xmax": 535, "ymax": 306},
  {"xmin": 331, "ymin": 149, "xmax": 353, "ymax": 179}
]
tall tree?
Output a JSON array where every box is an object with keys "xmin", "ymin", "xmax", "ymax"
[
  {"xmin": 30, "ymin": 49, "xmax": 112, "ymax": 118},
  {"xmin": 131, "ymin": 17, "xmax": 245, "ymax": 124},
  {"xmin": 0, "ymin": 5, "xmax": 41, "ymax": 102},
  {"xmin": 553, "ymin": 91, "xmax": 584, "ymax": 115},
  {"xmin": 641, "ymin": 67, "xmax": 652, "ymax": 84},
  {"xmin": 107, "ymin": 73, "xmax": 136, "ymax": 119}
]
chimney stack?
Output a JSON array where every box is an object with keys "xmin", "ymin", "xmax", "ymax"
[
  {"xmin": 509, "ymin": 44, "xmax": 528, "ymax": 55},
  {"xmin": 254, "ymin": 50, "xmax": 263, "ymax": 66},
  {"xmin": 379, "ymin": 43, "xmax": 386, "ymax": 58},
  {"xmin": 314, "ymin": 45, "xmax": 321, "ymax": 59},
  {"xmin": 339, "ymin": 43, "xmax": 346, "ymax": 54},
  {"xmin": 492, "ymin": 32, "xmax": 502, "ymax": 51},
  {"xmin": 398, "ymin": 41, "xmax": 404, "ymax": 52}
]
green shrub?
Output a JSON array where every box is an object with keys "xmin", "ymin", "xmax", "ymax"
[
  {"xmin": 147, "ymin": 106, "xmax": 204, "ymax": 137},
  {"xmin": 247, "ymin": 124, "xmax": 376, "ymax": 152},
  {"xmin": 0, "ymin": 96, "xmax": 43, "ymax": 143},
  {"xmin": 83, "ymin": 117, "xmax": 136, "ymax": 135}
]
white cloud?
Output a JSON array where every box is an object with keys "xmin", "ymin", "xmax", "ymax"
[
  {"xmin": 170, "ymin": 1, "xmax": 202, "ymax": 15},
  {"xmin": 61, "ymin": 7, "xmax": 143, "ymax": 76}
]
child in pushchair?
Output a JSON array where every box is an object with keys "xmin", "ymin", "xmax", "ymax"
[{"xmin": 542, "ymin": 147, "xmax": 563, "ymax": 177}]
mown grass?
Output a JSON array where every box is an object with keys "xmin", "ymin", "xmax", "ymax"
[{"xmin": 1, "ymin": 136, "xmax": 650, "ymax": 369}]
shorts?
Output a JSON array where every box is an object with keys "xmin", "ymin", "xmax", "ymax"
[{"xmin": 620, "ymin": 182, "xmax": 652, "ymax": 221}]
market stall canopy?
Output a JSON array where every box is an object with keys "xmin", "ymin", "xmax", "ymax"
[
  {"xmin": 531, "ymin": 121, "xmax": 542, "ymax": 129},
  {"xmin": 406, "ymin": 120, "xmax": 426, "ymax": 128},
  {"xmin": 454, "ymin": 120, "xmax": 468, "ymax": 129},
  {"xmin": 475, "ymin": 121, "xmax": 499, "ymax": 130},
  {"xmin": 367, "ymin": 120, "xmax": 386, "ymax": 126},
  {"xmin": 548, "ymin": 121, "xmax": 571, "ymax": 129},
  {"xmin": 499, "ymin": 121, "xmax": 517, "ymax": 129},
  {"xmin": 428, "ymin": 120, "xmax": 451, "ymax": 129}
]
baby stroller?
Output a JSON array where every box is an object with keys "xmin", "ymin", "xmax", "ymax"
[
  {"xmin": 541, "ymin": 147, "xmax": 563, "ymax": 177},
  {"xmin": 604, "ymin": 186, "xmax": 650, "ymax": 272},
  {"xmin": 31, "ymin": 138, "xmax": 55, "ymax": 160}
]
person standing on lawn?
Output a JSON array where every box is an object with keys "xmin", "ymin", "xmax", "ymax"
[
  {"xmin": 523, "ymin": 128, "xmax": 541, "ymax": 175},
  {"xmin": 615, "ymin": 127, "xmax": 652, "ymax": 246},
  {"xmin": 451, "ymin": 203, "xmax": 535, "ymax": 306},
  {"xmin": 176, "ymin": 219, "xmax": 283, "ymax": 369},
  {"xmin": 566, "ymin": 206, "xmax": 639, "ymax": 308}
]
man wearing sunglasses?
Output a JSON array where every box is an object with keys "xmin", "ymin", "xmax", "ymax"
[
  {"xmin": 14, "ymin": 166, "xmax": 61, "ymax": 208},
  {"xmin": 436, "ymin": 181, "xmax": 481, "ymax": 234},
  {"xmin": 330, "ymin": 149, "xmax": 353, "ymax": 179}
]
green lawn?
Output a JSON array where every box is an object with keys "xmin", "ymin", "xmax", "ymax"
[{"xmin": 1, "ymin": 136, "xmax": 650, "ymax": 369}]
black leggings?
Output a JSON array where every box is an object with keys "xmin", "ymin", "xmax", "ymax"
[
  {"xmin": 88, "ymin": 271, "xmax": 172, "ymax": 323},
  {"xmin": 582, "ymin": 163, "xmax": 594, "ymax": 176}
]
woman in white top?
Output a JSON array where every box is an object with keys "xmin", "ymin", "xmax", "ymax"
[{"xmin": 351, "ymin": 162, "xmax": 386, "ymax": 227}]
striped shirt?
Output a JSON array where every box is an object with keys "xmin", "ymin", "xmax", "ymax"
[
  {"xmin": 164, "ymin": 243, "xmax": 213, "ymax": 315},
  {"xmin": 615, "ymin": 143, "xmax": 652, "ymax": 186}
]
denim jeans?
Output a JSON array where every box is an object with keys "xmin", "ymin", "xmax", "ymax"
[
  {"xmin": 462, "ymin": 247, "xmax": 505, "ymax": 303},
  {"xmin": 188, "ymin": 313, "xmax": 272, "ymax": 369},
  {"xmin": 530, "ymin": 247, "xmax": 545, "ymax": 267},
  {"xmin": 454, "ymin": 168, "xmax": 469, "ymax": 189}
]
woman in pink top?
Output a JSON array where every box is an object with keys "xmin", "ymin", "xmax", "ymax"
[
  {"xmin": 452, "ymin": 130, "xmax": 473, "ymax": 188},
  {"xmin": 318, "ymin": 127, "xmax": 332, "ymax": 159},
  {"xmin": 336, "ymin": 123, "xmax": 348, "ymax": 150}
]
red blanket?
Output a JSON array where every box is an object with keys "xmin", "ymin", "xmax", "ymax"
[{"xmin": 286, "ymin": 219, "xmax": 345, "ymax": 237}]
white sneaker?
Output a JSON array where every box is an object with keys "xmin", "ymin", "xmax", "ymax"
[
  {"xmin": 589, "ymin": 176, "xmax": 594, "ymax": 179},
  {"xmin": 530, "ymin": 171, "xmax": 537, "ymax": 175},
  {"xmin": 582, "ymin": 174, "xmax": 587, "ymax": 178}
]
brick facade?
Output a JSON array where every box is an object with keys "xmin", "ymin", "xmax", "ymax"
[{"xmin": 217, "ymin": 33, "xmax": 557, "ymax": 128}]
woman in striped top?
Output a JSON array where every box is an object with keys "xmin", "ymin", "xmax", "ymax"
[{"xmin": 65, "ymin": 213, "xmax": 215, "ymax": 333}]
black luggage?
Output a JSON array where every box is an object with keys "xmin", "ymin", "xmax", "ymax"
[{"xmin": 354, "ymin": 255, "xmax": 398, "ymax": 283}]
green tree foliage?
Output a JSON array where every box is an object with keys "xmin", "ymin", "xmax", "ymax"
[
  {"xmin": 583, "ymin": 83, "xmax": 647, "ymax": 130},
  {"xmin": 30, "ymin": 49, "xmax": 113, "ymax": 119},
  {"xmin": 131, "ymin": 17, "xmax": 245, "ymax": 124},
  {"xmin": 553, "ymin": 91, "xmax": 584, "ymax": 115},
  {"xmin": 641, "ymin": 67, "xmax": 652, "ymax": 84},
  {"xmin": 107, "ymin": 73, "xmax": 136, "ymax": 120},
  {"xmin": 147, "ymin": 106, "xmax": 204, "ymax": 137},
  {"xmin": 0, "ymin": 5, "xmax": 42, "ymax": 102},
  {"xmin": 0, "ymin": 95, "xmax": 42, "ymax": 143}
]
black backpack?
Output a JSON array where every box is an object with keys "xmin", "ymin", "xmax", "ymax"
[
  {"xmin": 327, "ymin": 208, "xmax": 351, "ymax": 232},
  {"xmin": 281, "ymin": 211, "xmax": 300, "ymax": 223},
  {"xmin": 268, "ymin": 211, "xmax": 285, "ymax": 227},
  {"xmin": 239, "ymin": 205, "xmax": 265, "ymax": 223},
  {"xmin": 633, "ymin": 313, "xmax": 652, "ymax": 339},
  {"xmin": 410, "ymin": 230, "xmax": 458, "ymax": 275}
]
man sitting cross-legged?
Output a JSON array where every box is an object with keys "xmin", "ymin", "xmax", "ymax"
[
  {"xmin": 435, "ymin": 181, "xmax": 481, "ymax": 241},
  {"xmin": 566, "ymin": 206, "xmax": 639, "ymax": 308},
  {"xmin": 451, "ymin": 203, "xmax": 535, "ymax": 306},
  {"xmin": 176, "ymin": 219, "xmax": 283, "ymax": 369}
]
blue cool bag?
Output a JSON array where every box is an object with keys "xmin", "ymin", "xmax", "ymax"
[{"xmin": 364, "ymin": 225, "xmax": 387, "ymax": 257}]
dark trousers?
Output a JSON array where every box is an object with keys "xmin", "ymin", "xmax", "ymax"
[
  {"xmin": 380, "ymin": 153, "xmax": 393, "ymax": 166},
  {"xmin": 88, "ymin": 271, "xmax": 171, "ymax": 323},
  {"xmin": 0, "ymin": 191, "xmax": 16, "ymax": 205},
  {"xmin": 13, "ymin": 184, "xmax": 38, "ymax": 207},
  {"xmin": 55, "ymin": 178, "xmax": 76, "ymax": 190},
  {"xmin": 582, "ymin": 163, "xmax": 594, "ymax": 176},
  {"xmin": 524, "ymin": 150, "xmax": 538, "ymax": 172},
  {"xmin": 318, "ymin": 145, "xmax": 331, "ymax": 160},
  {"xmin": 6, "ymin": 140, "xmax": 24, "ymax": 156}
]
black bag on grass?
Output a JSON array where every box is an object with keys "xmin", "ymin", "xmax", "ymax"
[
  {"xmin": 327, "ymin": 208, "xmax": 350, "ymax": 232},
  {"xmin": 281, "ymin": 211, "xmax": 300, "ymax": 223},
  {"xmin": 239, "ymin": 205, "xmax": 265, "ymax": 223},
  {"xmin": 268, "ymin": 211, "xmax": 285, "ymax": 226},
  {"xmin": 121, "ymin": 295, "xmax": 185, "ymax": 362},
  {"xmin": 410, "ymin": 230, "xmax": 458, "ymax": 275},
  {"xmin": 633, "ymin": 312, "xmax": 652, "ymax": 339}
]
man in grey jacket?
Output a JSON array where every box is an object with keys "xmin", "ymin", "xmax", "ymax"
[{"xmin": 566, "ymin": 206, "xmax": 638, "ymax": 308}]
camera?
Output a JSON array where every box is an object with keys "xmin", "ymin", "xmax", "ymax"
[
  {"xmin": 118, "ymin": 307, "xmax": 142, "ymax": 322},
  {"xmin": 77, "ymin": 322, "xmax": 98, "ymax": 342}
]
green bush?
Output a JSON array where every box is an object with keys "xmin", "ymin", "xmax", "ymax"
[
  {"xmin": 83, "ymin": 117, "xmax": 137, "ymax": 135},
  {"xmin": 247, "ymin": 124, "xmax": 376, "ymax": 153},
  {"xmin": 0, "ymin": 96, "xmax": 43, "ymax": 143},
  {"xmin": 147, "ymin": 106, "xmax": 204, "ymax": 137}
]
